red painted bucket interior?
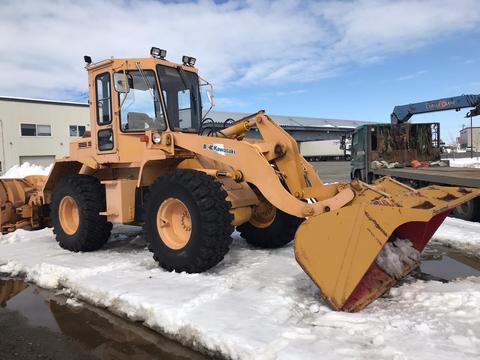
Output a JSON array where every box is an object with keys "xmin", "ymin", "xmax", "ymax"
[{"xmin": 341, "ymin": 210, "xmax": 451, "ymax": 312}]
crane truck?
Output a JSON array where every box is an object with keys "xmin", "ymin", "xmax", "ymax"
[
  {"xmin": 0, "ymin": 50, "xmax": 478, "ymax": 312},
  {"xmin": 351, "ymin": 94, "xmax": 480, "ymax": 221}
]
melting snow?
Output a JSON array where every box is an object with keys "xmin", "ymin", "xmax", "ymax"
[
  {"xmin": 376, "ymin": 239, "xmax": 420, "ymax": 279},
  {"xmin": 449, "ymin": 157, "xmax": 480, "ymax": 169},
  {"xmin": 0, "ymin": 162, "xmax": 479, "ymax": 358},
  {"xmin": 0, "ymin": 221, "xmax": 480, "ymax": 359},
  {"xmin": 432, "ymin": 217, "xmax": 480, "ymax": 257},
  {"xmin": 1, "ymin": 162, "xmax": 52, "ymax": 178}
]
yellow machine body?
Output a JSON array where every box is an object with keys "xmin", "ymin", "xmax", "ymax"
[{"xmin": 0, "ymin": 55, "xmax": 478, "ymax": 311}]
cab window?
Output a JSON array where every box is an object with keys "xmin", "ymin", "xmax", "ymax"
[
  {"xmin": 98, "ymin": 129, "xmax": 114, "ymax": 151},
  {"xmin": 96, "ymin": 73, "xmax": 112, "ymax": 125},
  {"xmin": 156, "ymin": 65, "xmax": 201, "ymax": 132},
  {"xmin": 117, "ymin": 70, "xmax": 165, "ymax": 132},
  {"xmin": 352, "ymin": 127, "xmax": 366, "ymax": 153}
]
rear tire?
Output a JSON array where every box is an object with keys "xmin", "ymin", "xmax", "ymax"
[
  {"xmin": 144, "ymin": 169, "xmax": 234, "ymax": 273},
  {"xmin": 51, "ymin": 175, "xmax": 112, "ymax": 252},
  {"xmin": 238, "ymin": 203, "xmax": 303, "ymax": 248},
  {"xmin": 451, "ymin": 197, "xmax": 480, "ymax": 222}
]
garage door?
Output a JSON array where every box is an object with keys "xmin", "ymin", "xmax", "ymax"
[{"xmin": 19, "ymin": 155, "xmax": 55, "ymax": 167}]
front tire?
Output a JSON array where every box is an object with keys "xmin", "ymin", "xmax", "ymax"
[
  {"xmin": 51, "ymin": 175, "xmax": 112, "ymax": 252},
  {"xmin": 144, "ymin": 169, "xmax": 234, "ymax": 273}
]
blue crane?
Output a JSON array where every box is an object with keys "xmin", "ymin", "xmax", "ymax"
[{"xmin": 391, "ymin": 94, "xmax": 480, "ymax": 124}]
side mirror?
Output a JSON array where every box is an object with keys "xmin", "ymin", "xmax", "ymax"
[
  {"xmin": 206, "ymin": 88, "xmax": 215, "ymax": 107},
  {"xmin": 199, "ymin": 77, "xmax": 215, "ymax": 120},
  {"xmin": 114, "ymin": 72, "xmax": 130, "ymax": 93}
]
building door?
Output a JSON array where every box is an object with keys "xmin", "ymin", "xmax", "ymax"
[{"xmin": 19, "ymin": 155, "xmax": 55, "ymax": 167}]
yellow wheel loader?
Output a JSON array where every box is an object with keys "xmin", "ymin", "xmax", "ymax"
[{"xmin": 1, "ymin": 48, "xmax": 479, "ymax": 311}]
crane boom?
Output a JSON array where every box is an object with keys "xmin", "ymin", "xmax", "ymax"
[{"xmin": 391, "ymin": 94, "xmax": 480, "ymax": 124}]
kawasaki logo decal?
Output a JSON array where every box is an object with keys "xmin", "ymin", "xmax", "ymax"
[{"xmin": 203, "ymin": 143, "xmax": 236, "ymax": 156}]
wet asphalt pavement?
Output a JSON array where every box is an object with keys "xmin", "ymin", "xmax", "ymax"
[{"xmin": 0, "ymin": 278, "xmax": 210, "ymax": 360}]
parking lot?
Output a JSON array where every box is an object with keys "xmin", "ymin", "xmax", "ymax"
[{"xmin": 310, "ymin": 161, "xmax": 351, "ymax": 183}]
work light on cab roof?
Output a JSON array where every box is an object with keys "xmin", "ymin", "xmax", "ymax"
[
  {"xmin": 182, "ymin": 55, "xmax": 196, "ymax": 67},
  {"xmin": 150, "ymin": 47, "xmax": 167, "ymax": 59}
]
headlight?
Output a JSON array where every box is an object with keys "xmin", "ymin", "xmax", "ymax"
[{"xmin": 152, "ymin": 132, "xmax": 161, "ymax": 144}]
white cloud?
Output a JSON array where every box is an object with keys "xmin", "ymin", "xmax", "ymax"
[
  {"xmin": 463, "ymin": 58, "xmax": 479, "ymax": 64},
  {"xmin": 0, "ymin": 0, "xmax": 479, "ymax": 100},
  {"xmin": 395, "ymin": 70, "xmax": 428, "ymax": 81},
  {"xmin": 214, "ymin": 96, "xmax": 249, "ymax": 109}
]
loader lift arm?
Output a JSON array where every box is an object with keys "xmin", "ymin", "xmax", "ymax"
[{"xmin": 391, "ymin": 94, "xmax": 480, "ymax": 124}]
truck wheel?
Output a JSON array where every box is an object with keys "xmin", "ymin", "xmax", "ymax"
[
  {"xmin": 51, "ymin": 175, "xmax": 112, "ymax": 252},
  {"xmin": 451, "ymin": 197, "xmax": 480, "ymax": 222},
  {"xmin": 144, "ymin": 169, "xmax": 234, "ymax": 273},
  {"xmin": 353, "ymin": 170, "xmax": 362, "ymax": 180},
  {"xmin": 237, "ymin": 199, "xmax": 303, "ymax": 248}
]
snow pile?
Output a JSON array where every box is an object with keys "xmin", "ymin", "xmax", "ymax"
[
  {"xmin": 376, "ymin": 239, "xmax": 420, "ymax": 279},
  {"xmin": 0, "ymin": 223, "xmax": 480, "ymax": 359},
  {"xmin": 432, "ymin": 217, "xmax": 480, "ymax": 257},
  {"xmin": 1, "ymin": 162, "xmax": 52, "ymax": 178},
  {"xmin": 0, "ymin": 228, "xmax": 52, "ymax": 245},
  {"xmin": 449, "ymin": 157, "xmax": 480, "ymax": 168}
]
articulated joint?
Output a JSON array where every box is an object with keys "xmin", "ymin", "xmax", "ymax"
[{"xmin": 197, "ymin": 168, "xmax": 243, "ymax": 182}]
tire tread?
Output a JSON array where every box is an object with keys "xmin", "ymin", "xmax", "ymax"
[{"xmin": 145, "ymin": 169, "xmax": 233, "ymax": 273}]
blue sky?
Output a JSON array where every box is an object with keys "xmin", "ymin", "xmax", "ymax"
[
  {"xmin": 1, "ymin": 0, "xmax": 479, "ymax": 144},
  {"xmin": 221, "ymin": 33, "xmax": 480, "ymax": 144}
]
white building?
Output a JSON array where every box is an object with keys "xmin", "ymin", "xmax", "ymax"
[
  {"xmin": 0, "ymin": 96, "xmax": 90, "ymax": 173},
  {"xmin": 459, "ymin": 126, "xmax": 480, "ymax": 151}
]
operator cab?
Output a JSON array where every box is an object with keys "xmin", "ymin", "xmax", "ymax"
[
  {"xmin": 113, "ymin": 52, "xmax": 202, "ymax": 134},
  {"xmin": 87, "ymin": 48, "xmax": 207, "ymax": 155}
]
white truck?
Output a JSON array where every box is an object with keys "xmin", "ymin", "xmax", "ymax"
[{"xmin": 299, "ymin": 139, "xmax": 351, "ymax": 161}]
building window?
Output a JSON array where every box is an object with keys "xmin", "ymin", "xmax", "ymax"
[
  {"xmin": 37, "ymin": 124, "xmax": 52, "ymax": 136},
  {"xmin": 21, "ymin": 123, "xmax": 52, "ymax": 136},
  {"xmin": 21, "ymin": 123, "xmax": 36, "ymax": 136},
  {"xmin": 69, "ymin": 125, "xmax": 86, "ymax": 137}
]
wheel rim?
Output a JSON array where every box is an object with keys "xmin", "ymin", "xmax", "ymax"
[
  {"xmin": 250, "ymin": 200, "xmax": 276, "ymax": 229},
  {"xmin": 59, "ymin": 196, "xmax": 80, "ymax": 235},
  {"xmin": 156, "ymin": 198, "xmax": 192, "ymax": 250}
]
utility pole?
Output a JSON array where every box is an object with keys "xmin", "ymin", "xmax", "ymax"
[{"xmin": 471, "ymin": 115, "xmax": 474, "ymax": 159}]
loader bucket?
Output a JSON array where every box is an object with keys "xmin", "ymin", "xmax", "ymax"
[{"xmin": 294, "ymin": 182, "xmax": 480, "ymax": 312}]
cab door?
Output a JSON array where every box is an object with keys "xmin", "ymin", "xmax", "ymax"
[{"xmin": 94, "ymin": 71, "xmax": 116, "ymax": 155}]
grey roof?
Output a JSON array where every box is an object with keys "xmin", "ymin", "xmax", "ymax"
[
  {"xmin": 205, "ymin": 111, "xmax": 372, "ymax": 130},
  {"xmin": 0, "ymin": 96, "xmax": 88, "ymax": 107}
]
